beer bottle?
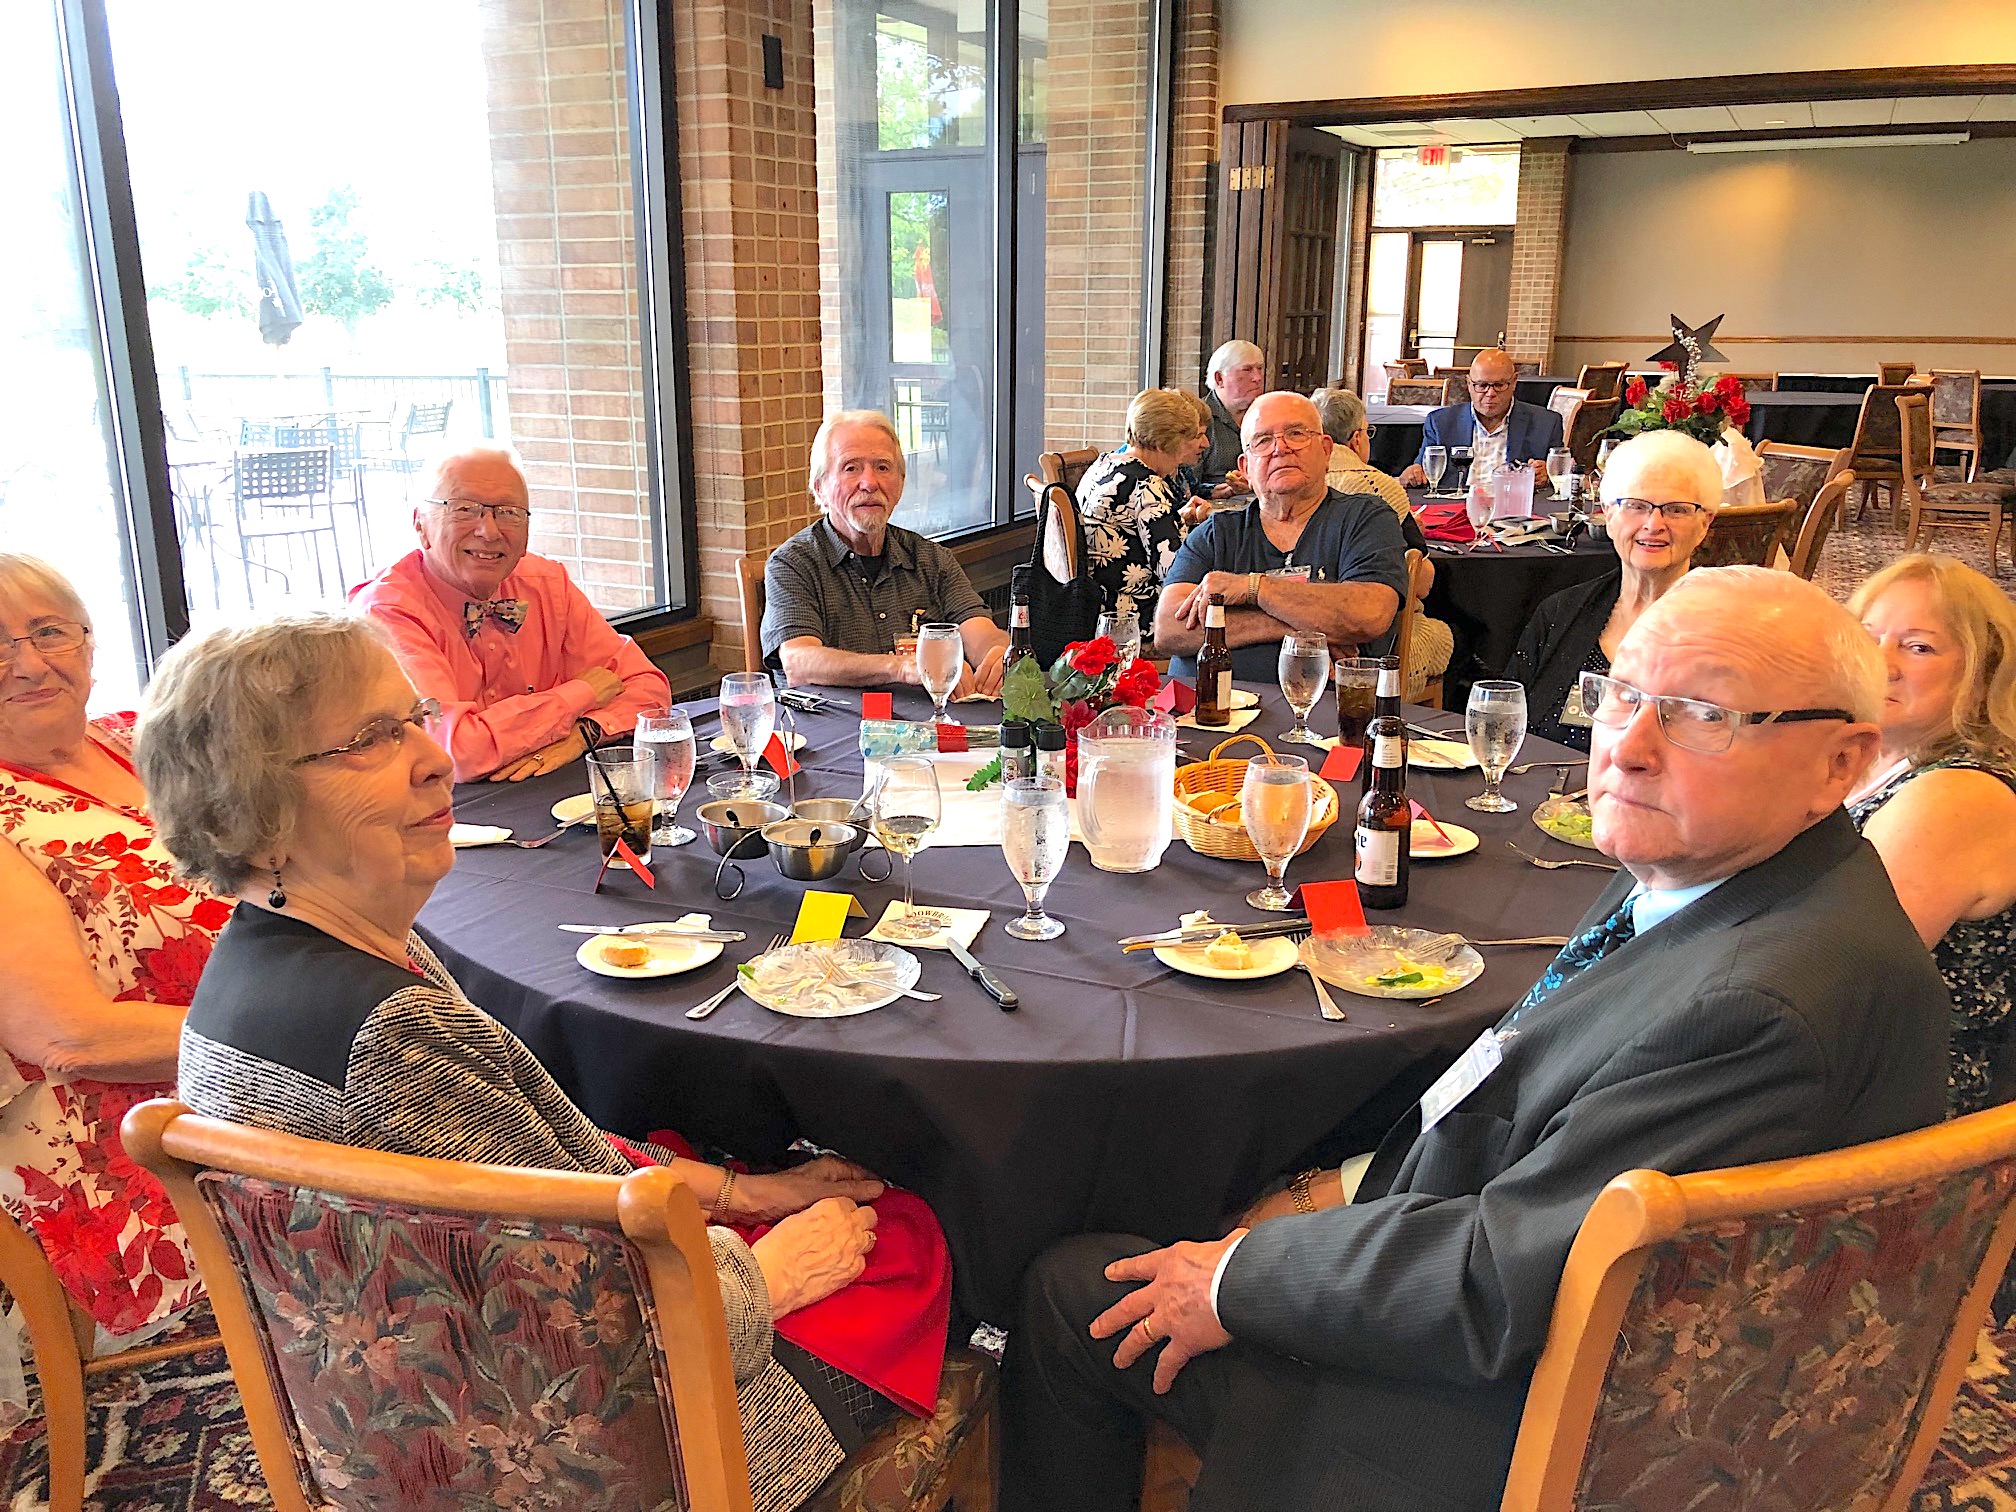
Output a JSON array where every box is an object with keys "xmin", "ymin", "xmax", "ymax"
[
  {"xmin": 1354, "ymin": 715, "xmax": 1411, "ymax": 910},
  {"xmin": 1365, "ymin": 655, "xmax": 1407, "ymax": 800},
  {"xmin": 1195, "ymin": 594, "xmax": 1234, "ymax": 726},
  {"xmin": 1004, "ymin": 565, "xmax": 1035, "ymax": 675}
]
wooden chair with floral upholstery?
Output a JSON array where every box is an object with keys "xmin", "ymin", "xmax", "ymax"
[
  {"xmin": 1038, "ymin": 447, "xmax": 1103, "ymax": 501},
  {"xmin": 1755, "ymin": 440, "xmax": 1846, "ymax": 517},
  {"xmin": 737, "ymin": 553, "xmax": 768, "ymax": 675},
  {"xmin": 1785, "ymin": 472, "xmax": 1859, "ymax": 581},
  {"xmin": 1898, "ymin": 391, "xmax": 2016, "ymax": 576},
  {"xmin": 1502, "ymin": 1099, "xmax": 2016, "ymax": 1511},
  {"xmin": 1387, "ymin": 377, "xmax": 1452, "ymax": 407},
  {"xmin": 1382, "ymin": 359, "xmax": 1428, "ymax": 388},
  {"xmin": 1929, "ymin": 369, "xmax": 1985, "ymax": 481},
  {"xmin": 0, "ymin": 1210, "xmax": 220, "ymax": 1512},
  {"xmin": 1432, "ymin": 369, "xmax": 1472, "ymax": 406},
  {"xmin": 1879, "ymin": 360, "xmax": 1919, "ymax": 386},
  {"xmin": 123, "ymin": 1101, "xmax": 997, "ymax": 1512},
  {"xmin": 1694, "ymin": 499, "xmax": 1799, "ymax": 569},
  {"xmin": 1715, "ymin": 371, "xmax": 1777, "ymax": 395},
  {"xmin": 1842, "ymin": 382, "xmax": 1919, "ymax": 524},
  {"xmin": 1573, "ymin": 363, "xmax": 1626, "ymax": 402},
  {"xmin": 1564, "ymin": 398, "xmax": 1619, "ymax": 473}
]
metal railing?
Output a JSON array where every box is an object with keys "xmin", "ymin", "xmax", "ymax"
[{"xmin": 172, "ymin": 367, "xmax": 509, "ymax": 438}]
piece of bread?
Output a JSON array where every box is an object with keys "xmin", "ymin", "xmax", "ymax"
[
  {"xmin": 1203, "ymin": 930, "xmax": 1251, "ymax": 970},
  {"xmin": 602, "ymin": 938, "xmax": 652, "ymax": 968}
]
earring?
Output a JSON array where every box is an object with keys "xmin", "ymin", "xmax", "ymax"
[{"xmin": 268, "ymin": 869, "xmax": 287, "ymax": 910}]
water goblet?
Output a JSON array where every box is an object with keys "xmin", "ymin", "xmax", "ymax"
[
  {"xmin": 1465, "ymin": 680, "xmax": 1528, "ymax": 814},
  {"xmin": 873, "ymin": 755, "xmax": 948, "ymax": 939},
  {"xmin": 719, "ymin": 672, "xmax": 776, "ymax": 797},
  {"xmin": 1546, "ymin": 448, "xmax": 1575, "ymax": 502},
  {"xmin": 637, "ymin": 709, "xmax": 697, "ymax": 847},
  {"xmin": 1001, "ymin": 776, "xmax": 1068, "ymax": 940},
  {"xmin": 1422, "ymin": 444, "xmax": 1448, "ymax": 497},
  {"xmin": 1096, "ymin": 610, "xmax": 1142, "ymax": 670},
  {"xmin": 1277, "ymin": 633, "xmax": 1330, "ymax": 746},
  {"xmin": 916, "ymin": 623, "xmax": 963, "ymax": 724},
  {"xmin": 1242, "ymin": 753, "xmax": 1312, "ymax": 911}
]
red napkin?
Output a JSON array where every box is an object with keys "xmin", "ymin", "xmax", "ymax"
[
  {"xmin": 1301, "ymin": 878, "xmax": 1369, "ymax": 937},
  {"xmin": 635, "ymin": 1131, "xmax": 952, "ymax": 1419},
  {"xmin": 763, "ymin": 732, "xmax": 802, "ymax": 778},
  {"xmin": 614, "ymin": 837, "xmax": 656, "ymax": 889},
  {"xmin": 1320, "ymin": 743, "xmax": 1363, "ymax": 783},
  {"xmin": 934, "ymin": 723, "xmax": 969, "ymax": 753},
  {"xmin": 1416, "ymin": 501, "xmax": 1477, "ymax": 544},
  {"xmin": 862, "ymin": 692, "xmax": 894, "ymax": 721}
]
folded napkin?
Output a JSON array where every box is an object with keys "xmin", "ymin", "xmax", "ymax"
[
  {"xmin": 1416, "ymin": 500, "xmax": 1477, "ymax": 544},
  {"xmin": 1175, "ymin": 706, "xmax": 1260, "ymax": 733},
  {"xmin": 449, "ymin": 823, "xmax": 512, "ymax": 847},
  {"xmin": 867, "ymin": 903, "xmax": 988, "ymax": 950}
]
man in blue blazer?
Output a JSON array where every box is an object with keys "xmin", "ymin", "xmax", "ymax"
[
  {"xmin": 1001, "ymin": 568, "xmax": 1950, "ymax": 1512},
  {"xmin": 1398, "ymin": 347, "xmax": 1563, "ymax": 488}
]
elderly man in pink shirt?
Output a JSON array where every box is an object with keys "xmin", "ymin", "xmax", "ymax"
[{"xmin": 350, "ymin": 446, "xmax": 670, "ymax": 781}]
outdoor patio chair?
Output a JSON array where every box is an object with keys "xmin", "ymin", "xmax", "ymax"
[{"xmin": 229, "ymin": 446, "xmax": 342, "ymax": 601}]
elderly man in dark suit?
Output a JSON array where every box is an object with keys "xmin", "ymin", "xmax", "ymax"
[
  {"xmin": 1399, "ymin": 346, "xmax": 1563, "ymax": 489},
  {"xmin": 1002, "ymin": 566, "xmax": 1950, "ymax": 1512}
]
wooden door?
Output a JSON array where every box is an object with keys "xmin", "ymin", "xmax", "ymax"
[{"xmin": 1211, "ymin": 122, "xmax": 1343, "ymax": 391}]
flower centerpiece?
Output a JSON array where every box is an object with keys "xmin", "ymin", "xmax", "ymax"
[
  {"xmin": 1607, "ymin": 369, "xmax": 1752, "ymax": 446},
  {"xmin": 967, "ymin": 637, "xmax": 1163, "ymax": 795}
]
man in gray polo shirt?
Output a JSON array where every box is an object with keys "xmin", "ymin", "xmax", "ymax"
[{"xmin": 762, "ymin": 410, "xmax": 1010, "ymax": 693}]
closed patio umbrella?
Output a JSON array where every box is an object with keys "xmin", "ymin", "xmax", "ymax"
[{"xmin": 246, "ymin": 190, "xmax": 303, "ymax": 346}]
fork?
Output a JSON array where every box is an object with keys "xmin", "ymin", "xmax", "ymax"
[
  {"xmin": 687, "ymin": 934, "xmax": 785, "ymax": 1019},
  {"xmin": 504, "ymin": 815, "xmax": 594, "ymax": 849},
  {"xmin": 1507, "ymin": 842, "xmax": 1617, "ymax": 872}
]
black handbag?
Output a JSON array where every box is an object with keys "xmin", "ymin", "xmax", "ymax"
[{"xmin": 1027, "ymin": 480, "xmax": 1100, "ymax": 667}]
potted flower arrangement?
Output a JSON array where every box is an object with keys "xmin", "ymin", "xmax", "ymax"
[
  {"xmin": 972, "ymin": 637, "xmax": 1163, "ymax": 795},
  {"xmin": 1608, "ymin": 369, "xmax": 1752, "ymax": 446}
]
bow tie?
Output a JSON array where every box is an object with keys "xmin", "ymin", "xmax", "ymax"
[{"xmin": 463, "ymin": 598, "xmax": 528, "ymax": 637}]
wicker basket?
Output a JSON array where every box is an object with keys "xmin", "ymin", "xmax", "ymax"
[{"xmin": 1172, "ymin": 734, "xmax": 1341, "ymax": 861}]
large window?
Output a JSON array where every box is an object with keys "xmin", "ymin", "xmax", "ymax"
[
  {"xmin": 815, "ymin": 0, "xmax": 1168, "ymax": 540},
  {"xmin": 2, "ymin": 0, "xmax": 690, "ymax": 699}
]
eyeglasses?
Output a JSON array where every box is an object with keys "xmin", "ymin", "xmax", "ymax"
[
  {"xmin": 1469, "ymin": 380, "xmax": 1514, "ymax": 392},
  {"xmin": 1244, "ymin": 425, "xmax": 1322, "ymax": 455},
  {"xmin": 1611, "ymin": 498, "xmax": 1707, "ymax": 522},
  {"xmin": 293, "ymin": 699, "xmax": 443, "ymax": 765},
  {"xmin": 425, "ymin": 498, "xmax": 532, "ymax": 527},
  {"xmin": 1579, "ymin": 672, "xmax": 1851, "ymax": 755},
  {"xmin": 0, "ymin": 622, "xmax": 89, "ymax": 669}
]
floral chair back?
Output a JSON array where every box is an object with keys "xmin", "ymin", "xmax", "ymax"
[{"xmin": 1504, "ymin": 1101, "xmax": 2016, "ymax": 1512}]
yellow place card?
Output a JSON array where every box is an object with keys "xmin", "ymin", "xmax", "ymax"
[{"xmin": 791, "ymin": 890, "xmax": 867, "ymax": 944}]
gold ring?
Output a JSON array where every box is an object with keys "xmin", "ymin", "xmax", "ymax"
[{"xmin": 1137, "ymin": 1318, "xmax": 1158, "ymax": 1344}]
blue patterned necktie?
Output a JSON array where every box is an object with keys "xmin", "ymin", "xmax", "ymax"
[
  {"xmin": 462, "ymin": 598, "xmax": 528, "ymax": 638},
  {"xmin": 1510, "ymin": 893, "xmax": 1638, "ymax": 1020}
]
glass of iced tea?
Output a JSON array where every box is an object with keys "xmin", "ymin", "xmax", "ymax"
[
  {"xmin": 1333, "ymin": 656, "xmax": 1379, "ymax": 755},
  {"xmin": 585, "ymin": 746, "xmax": 656, "ymax": 864}
]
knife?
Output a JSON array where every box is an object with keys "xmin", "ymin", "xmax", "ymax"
[
  {"xmin": 558, "ymin": 924, "xmax": 747, "ymax": 942},
  {"xmin": 947, "ymin": 938, "xmax": 1017, "ymax": 1010}
]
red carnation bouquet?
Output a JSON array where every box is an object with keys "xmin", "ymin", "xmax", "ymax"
[
  {"xmin": 988, "ymin": 636, "xmax": 1167, "ymax": 794},
  {"xmin": 1611, "ymin": 372, "xmax": 1751, "ymax": 447}
]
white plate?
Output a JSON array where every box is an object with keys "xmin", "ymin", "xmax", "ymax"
[
  {"xmin": 1408, "ymin": 738, "xmax": 1479, "ymax": 771},
  {"xmin": 575, "ymin": 932, "xmax": 724, "ymax": 979},
  {"xmin": 1533, "ymin": 796, "xmax": 1600, "ymax": 850},
  {"xmin": 551, "ymin": 793, "xmax": 595, "ymax": 825},
  {"xmin": 449, "ymin": 823, "xmax": 513, "ymax": 848},
  {"xmin": 1153, "ymin": 933, "xmax": 1300, "ymax": 981},
  {"xmin": 1305, "ymin": 927, "xmax": 1485, "ymax": 1000},
  {"xmin": 740, "ymin": 939, "xmax": 921, "ymax": 1017},
  {"xmin": 710, "ymin": 731, "xmax": 807, "ymax": 756},
  {"xmin": 1230, "ymin": 688, "xmax": 1260, "ymax": 709},
  {"xmin": 1409, "ymin": 819, "xmax": 1478, "ymax": 859}
]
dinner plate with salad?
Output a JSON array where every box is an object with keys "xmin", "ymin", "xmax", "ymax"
[
  {"xmin": 1303, "ymin": 926, "xmax": 1485, "ymax": 1000},
  {"xmin": 1532, "ymin": 795, "xmax": 1599, "ymax": 850}
]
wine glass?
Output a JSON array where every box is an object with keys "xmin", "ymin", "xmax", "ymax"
[
  {"xmin": 637, "ymin": 710, "xmax": 697, "ymax": 847},
  {"xmin": 1277, "ymin": 633, "xmax": 1330, "ymax": 746},
  {"xmin": 916, "ymin": 623, "xmax": 963, "ymax": 724},
  {"xmin": 1241, "ymin": 753, "xmax": 1312, "ymax": 911},
  {"xmin": 718, "ymin": 673, "xmax": 776, "ymax": 797},
  {"xmin": 1422, "ymin": 444, "xmax": 1448, "ymax": 497},
  {"xmin": 1465, "ymin": 681, "xmax": 1528, "ymax": 814},
  {"xmin": 1546, "ymin": 448, "xmax": 1574, "ymax": 502},
  {"xmin": 1449, "ymin": 444, "xmax": 1473, "ymax": 495},
  {"xmin": 872, "ymin": 755, "xmax": 947, "ymax": 939},
  {"xmin": 1595, "ymin": 437, "xmax": 1620, "ymax": 475},
  {"xmin": 1001, "ymin": 775, "xmax": 1068, "ymax": 940},
  {"xmin": 1096, "ymin": 610, "xmax": 1141, "ymax": 670}
]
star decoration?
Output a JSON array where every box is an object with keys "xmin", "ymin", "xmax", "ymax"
[{"xmin": 1647, "ymin": 313, "xmax": 1727, "ymax": 382}]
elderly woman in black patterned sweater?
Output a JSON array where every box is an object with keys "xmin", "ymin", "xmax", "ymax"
[{"xmin": 135, "ymin": 612, "xmax": 933, "ymax": 1512}]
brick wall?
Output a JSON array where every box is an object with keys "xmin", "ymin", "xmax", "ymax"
[
  {"xmin": 1505, "ymin": 138, "xmax": 1573, "ymax": 369},
  {"xmin": 673, "ymin": 0, "xmax": 826, "ymax": 673},
  {"xmin": 479, "ymin": 0, "xmax": 653, "ymax": 612},
  {"xmin": 1161, "ymin": 0, "xmax": 1218, "ymax": 391}
]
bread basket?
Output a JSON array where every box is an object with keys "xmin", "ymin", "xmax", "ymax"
[{"xmin": 1172, "ymin": 733, "xmax": 1340, "ymax": 860}]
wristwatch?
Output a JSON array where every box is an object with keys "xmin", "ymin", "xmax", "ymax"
[{"xmin": 1288, "ymin": 1168, "xmax": 1322, "ymax": 1214}]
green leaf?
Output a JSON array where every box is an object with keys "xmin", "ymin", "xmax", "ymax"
[
  {"xmin": 964, "ymin": 754, "xmax": 1003, "ymax": 791},
  {"xmin": 1002, "ymin": 657, "xmax": 1057, "ymax": 724}
]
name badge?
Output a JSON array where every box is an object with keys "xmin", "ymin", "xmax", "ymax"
[
  {"xmin": 1419, "ymin": 1027, "xmax": 1504, "ymax": 1133},
  {"xmin": 1269, "ymin": 564, "xmax": 1314, "ymax": 583},
  {"xmin": 1558, "ymin": 681, "xmax": 1593, "ymax": 729}
]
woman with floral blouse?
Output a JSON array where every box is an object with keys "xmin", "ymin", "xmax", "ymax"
[
  {"xmin": 1077, "ymin": 388, "xmax": 1211, "ymax": 624},
  {"xmin": 0, "ymin": 555, "xmax": 225, "ymax": 1423}
]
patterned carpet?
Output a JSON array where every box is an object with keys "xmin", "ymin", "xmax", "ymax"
[
  {"xmin": 5, "ymin": 1324, "xmax": 2016, "ymax": 1509},
  {"xmin": 1809, "ymin": 488, "xmax": 2010, "ymax": 603}
]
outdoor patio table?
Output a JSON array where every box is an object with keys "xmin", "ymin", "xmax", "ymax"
[{"xmin": 421, "ymin": 683, "xmax": 1608, "ymax": 1320}]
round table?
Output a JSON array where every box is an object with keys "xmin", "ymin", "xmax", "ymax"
[{"xmin": 422, "ymin": 686, "xmax": 1609, "ymax": 1320}]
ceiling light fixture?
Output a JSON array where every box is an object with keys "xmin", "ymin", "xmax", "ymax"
[{"xmin": 1685, "ymin": 130, "xmax": 1968, "ymax": 154}]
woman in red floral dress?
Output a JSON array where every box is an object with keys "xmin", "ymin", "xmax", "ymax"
[{"xmin": 0, "ymin": 556, "xmax": 227, "ymax": 1420}]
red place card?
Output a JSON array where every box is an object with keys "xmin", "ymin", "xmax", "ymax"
[
  {"xmin": 862, "ymin": 691, "xmax": 893, "ymax": 720},
  {"xmin": 1320, "ymin": 743, "xmax": 1363, "ymax": 783},
  {"xmin": 1409, "ymin": 799, "xmax": 1454, "ymax": 846},
  {"xmin": 1151, "ymin": 679, "xmax": 1198, "ymax": 714},
  {"xmin": 614, "ymin": 837, "xmax": 656, "ymax": 890},
  {"xmin": 763, "ymin": 732, "xmax": 802, "ymax": 779},
  {"xmin": 1301, "ymin": 878, "xmax": 1369, "ymax": 938}
]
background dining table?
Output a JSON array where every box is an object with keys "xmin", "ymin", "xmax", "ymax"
[{"xmin": 420, "ymin": 684, "xmax": 1610, "ymax": 1321}]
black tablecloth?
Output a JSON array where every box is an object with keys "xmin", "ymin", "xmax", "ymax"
[
  {"xmin": 1408, "ymin": 489, "xmax": 1617, "ymax": 699},
  {"xmin": 1368, "ymin": 403, "xmax": 1430, "ymax": 474},
  {"xmin": 1746, "ymin": 382, "xmax": 2016, "ymax": 470},
  {"xmin": 420, "ymin": 685, "xmax": 1607, "ymax": 1320}
]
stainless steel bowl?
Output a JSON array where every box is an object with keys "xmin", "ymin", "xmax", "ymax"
[
  {"xmin": 696, "ymin": 799, "xmax": 788, "ymax": 857},
  {"xmin": 761, "ymin": 818, "xmax": 859, "ymax": 882},
  {"xmin": 790, "ymin": 797, "xmax": 870, "ymax": 853}
]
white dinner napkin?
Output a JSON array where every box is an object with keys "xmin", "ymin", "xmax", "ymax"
[
  {"xmin": 450, "ymin": 823, "xmax": 513, "ymax": 847},
  {"xmin": 867, "ymin": 903, "xmax": 988, "ymax": 950}
]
